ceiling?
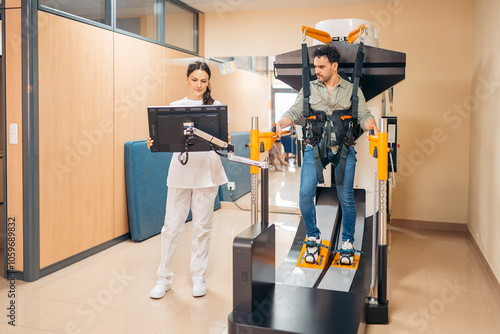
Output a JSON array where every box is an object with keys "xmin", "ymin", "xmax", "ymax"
[{"xmin": 182, "ymin": 0, "xmax": 390, "ymax": 12}]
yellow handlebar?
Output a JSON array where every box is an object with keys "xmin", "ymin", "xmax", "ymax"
[
  {"xmin": 348, "ymin": 24, "xmax": 366, "ymax": 44},
  {"xmin": 302, "ymin": 26, "xmax": 332, "ymax": 44},
  {"xmin": 368, "ymin": 128, "xmax": 389, "ymax": 181},
  {"xmin": 249, "ymin": 130, "xmax": 291, "ymax": 174}
]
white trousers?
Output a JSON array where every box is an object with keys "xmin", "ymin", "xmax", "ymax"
[{"xmin": 156, "ymin": 186, "xmax": 219, "ymax": 285}]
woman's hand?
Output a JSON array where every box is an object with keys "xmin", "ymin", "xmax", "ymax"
[{"xmin": 147, "ymin": 137, "xmax": 154, "ymax": 149}]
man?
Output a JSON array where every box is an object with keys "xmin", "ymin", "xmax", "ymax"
[{"xmin": 276, "ymin": 45, "xmax": 378, "ymax": 265}]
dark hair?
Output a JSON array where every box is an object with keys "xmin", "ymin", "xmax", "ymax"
[
  {"xmin": 312, "ymin": 45, "xmax": 341, "ymax": 65},
  {"xmin": 186, "ymin": 61, "xmax": 214, "ymax": 105}
]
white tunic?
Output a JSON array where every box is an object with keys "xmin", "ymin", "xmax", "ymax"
[{"xmin": 166, "ymin": 97, "xmax": 229, "ymax": 189}]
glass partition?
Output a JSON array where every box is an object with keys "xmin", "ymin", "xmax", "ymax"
[
  {"xmin": 39, "ymin": 0, "xmax": 110, "ymax": 25},
  {"xmin": 116, "ymin": 0, "xmax": 158, "ymax": 41},
  {"xmin": 165, "ymin": 0, "xmax": 196, "ymax": 53}
]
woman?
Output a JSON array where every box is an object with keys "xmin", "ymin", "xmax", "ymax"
[{"xmin": 148, "ymin": 61, "xmax": 228, "ymax": 298}]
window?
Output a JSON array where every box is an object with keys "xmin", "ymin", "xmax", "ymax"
[
  {"xmin": 39, "ymin": 0, "xmax": 110, "ymax": 25},
  {"xmin": 272, "ymin": 84, "xmax": 298, "ymax": 124},
  {"xmin": 38, "ymin": 0, "xmax": 200, "ymax": 55},
  {"xmin": 165, "ymin": 0, "xmax": 196, "ymax": 53},
  {"xmin": 116, "ymin": 0, "xmax": 158, "ymax": 41}
]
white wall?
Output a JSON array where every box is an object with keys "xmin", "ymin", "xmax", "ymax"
[{"xmin": 469, "ymin": 0, "xmax": 500, "ymax": 282}]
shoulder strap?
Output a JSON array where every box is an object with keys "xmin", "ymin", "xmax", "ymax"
[
  {"xmin": 302, "ymin": 42, "xmax": 311, "ymax": 117},
  {"xmin": 351, "ymin": 42, "xmax": 365, "ymax": 121}
]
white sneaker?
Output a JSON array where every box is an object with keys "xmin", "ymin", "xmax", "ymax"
[
  {"xmin": 303, "ymin": 236, "xmax": 321, "ymax": 264},
  {"xmin": 340, "ymin": 239, "xmax": 354, "ymax": 265},
  {"xmin": 150, "ymin": 282, "xmax": 170, "ymax": 299},
  {"xmin": 192, "ymin": 277, "xmax": 206, "ymax": 297}
]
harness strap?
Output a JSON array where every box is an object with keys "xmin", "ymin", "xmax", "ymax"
[
  {"xmin": 335, "ymin": 124, "xmax": 355, "ymax": 186},
  {"xmin": 302, "ymin": 42, "xmax": 311, "ymax": 117},
  {"xmin": 335, "ymin": 143, "xmax": 349, "ymax": 186},
  {"xmin": 313, "ymin": 145, "xmax": 325, "ymax": 184},
  {"xmin": 351, "ymin": 42, "xmax": 365, "ymax": 121}
]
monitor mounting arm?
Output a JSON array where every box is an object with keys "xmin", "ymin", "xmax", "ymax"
[{"xmin": 182, "ymin": 122, "xmax": 269, "ymax": 169}]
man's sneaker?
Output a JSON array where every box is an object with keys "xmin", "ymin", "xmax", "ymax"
[
  {"xmin": 150, "ymin": 282, "xmax": 170, "ymax": 299},
  {"xmin": 303, "ymin": 236, "xmax": 321, "ymax": 264},
  {"xmin": 192, "ymin": 276, "xmax": 206, "ymax": 297},
  {"xmin": 339, "ymin": 239, "xmax": 354, "ymax": 265}
]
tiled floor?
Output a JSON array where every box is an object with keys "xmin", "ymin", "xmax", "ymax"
[{"xmin": 1, "ymin": 168, "xmax": 500, "ymax": 333}]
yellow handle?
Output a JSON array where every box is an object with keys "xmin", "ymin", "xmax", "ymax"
[
  {"xmin": 348, "ymin": 24, "xmax": 366, "ymax": 44},
  {"xmin": 368, "ymin": 130, "xmax": 389, "ymax": 181},
  {"xmin": 302, "ymin": 26, "xmax": 332, "ymax": 44}
]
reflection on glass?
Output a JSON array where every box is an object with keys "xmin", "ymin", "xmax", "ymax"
[
  {"xmin": 165, "ymin": 1, "xmax": 195, "ymax": 52},
  {"xmin": 116, "ymin": 0, "xmax": 157, "ymax": 40},
  {"xmin": 274, "ymin": 92, "xmax": 298, "ymax": 123},
  {"xmin": 40, "ymin": 0, "xmax": 108, "ymax": 25}
]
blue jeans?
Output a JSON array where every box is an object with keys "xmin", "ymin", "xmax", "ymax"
[{"xmin": 299, "ymin": 145, "xmax": 357, "ymax": 243}]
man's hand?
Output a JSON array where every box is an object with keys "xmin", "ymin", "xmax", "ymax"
[
  {"xmin": 364, "ymin": 119, "xmax": 379, "ymax": 138},
  {"xmin": 147, "ymin": 137, "xmax": 154, "ymax": 149},
  {"xmin": 276, "ymin": 117, "xmax": 293, "ymax": 137}
]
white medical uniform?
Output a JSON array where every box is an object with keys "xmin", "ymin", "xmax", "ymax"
[{"xmin": 156, "ymin": 97, "xmax": 228, "ymax": 286}]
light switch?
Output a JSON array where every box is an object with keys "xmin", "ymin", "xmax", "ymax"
[{"xmin": 9, "ymin": 123, "xmax": 18, "ymax": 144}]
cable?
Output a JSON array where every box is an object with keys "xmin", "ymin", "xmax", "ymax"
[
  {"xmin": 230, "ymin": 189, "xmax": 250, "ymax": 211},
  {"xmin": 388, "ymin": 148, "xmax": 396, "ymax": 189}
]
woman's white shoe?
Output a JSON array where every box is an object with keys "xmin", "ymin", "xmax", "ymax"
[
  {"xmin": 150, "ymin": 282, "xmax": 170, "ymax": 299},
  {"xmin": 192, "ymin": 277, "xmax": 206, "ymax": 297}
]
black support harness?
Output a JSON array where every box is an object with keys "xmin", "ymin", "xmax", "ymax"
[{"xmin": 302, "ymin": 42, "xmax": 365, "ymax": 185}]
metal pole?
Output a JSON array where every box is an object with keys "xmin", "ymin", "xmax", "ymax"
[
  {"xmin": 250, "ymin": 117, "xmax": 259, "ymax": 225},
  {"xmin": 377, "ymin": 117, "xmax": 388, "ymax": 305}
]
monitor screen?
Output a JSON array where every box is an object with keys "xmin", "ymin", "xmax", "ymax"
[{"xmin": 147, "ymin": 105, "xmax": 229, "ymax": 153}]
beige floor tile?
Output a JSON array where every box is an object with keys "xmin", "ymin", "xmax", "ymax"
[
  {"xmin": 154, "ymin": 320, "xmax": 225, "ymax": 334},
  {"xmin": 430, "ymin": 307, "xmax": 497, "ymax": 333},
  {"xmin": 485, "ymin": 292, "xmax": 500, "ymax": 315},
  {"xmin": 175, "ymin": 298, "xmax": 233, "ymax": 328},
  {"xmin": 366, "ymin": 322, "xmax": 432, "ymax": 334},
  {"xmin": 0, "ymin": 323, "xmax": 57, "ymax": 334},
  {"xmin": 422, "ymin": 242, "xmax": 473, "ymax": 261},
  {"xmin": 427, "ymin": 286, "xmax": 489, "ymax": 312},
  {"xmin": 85, "ymin": 310, "xmax": 167, "ymax": 334},
  {"xmin": 3, "ymin": 206, "xmax": 500, "ymax": 334},
  {"xmin": 388, "ymin": 283, "xmax": 429, "ymax": 305},
  {"xmin": 424, "ymin": 258, "xmax": 475, "ymax": 277},
  {"xmin": 123, "ymin": 288, "xmax": 192, "ymax": 318},
  {"xmin": 388, "ymin": 267, "xmax": 427, "ymax": 287},
  {"xmin": 6, "ymin": 294, "xmax": 66, "ymax": 327},
  {"xmin": 492, "ymin": 313, "xmax": 500, "ymax": 333},
  {"xmin": 26, "ymin": 302, "xmax": 118, "ymax": 333},
  {"xmin": 425, "ymin": 270, "xmax": 483, "ymax": 292},
  {"xmin": 387, "ymin": 298, "xmax": 435, "ymax": 331},
  {"xmin": 19, "ymin": 277, "xmax": 103, "ymax": 303},
  {"xmin": 202, "ymin": 277, "xmax": 232, "ymax": 302},
  {"xmin": 70, "ymin": 276, "xmax": 145, "ymax": 312},
  {"xmin": 388, "ymin": 249, "xmax": 426, "ymax": 269}
]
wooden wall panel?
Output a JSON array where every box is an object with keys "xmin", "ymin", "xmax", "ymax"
[
  {"xmin": 38, "ymin": 12, "xmax": 114, "ymax": 268},
  {"xmin": 209, "ymin": 64, "xmax": 270, "ymax": 133},
  {"xmin": 5, "ymin": 0, "xmax": 21, "ymax": 8},
  {"xmin": 208, "ymin": 61, "xmax": 235, "ymax": 131},
  {"xmin": 5, "ymin": 8, "xmax": 23, "ymax": 270},
  {"xmin": 162, "ymin": 48, "xmax": 195, "ymax": 104},
  {"xmin": 113, "ymin": 33, "xmax": 166, "ymax": 236}
]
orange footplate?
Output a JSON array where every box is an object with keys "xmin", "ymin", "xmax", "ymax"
[
  {"xmin": 331, "ymin": 253, "xmax": 360, "ymax": 269},
  {"xmin": 296, "ymin": 240, "xmax": 331, "ymax": 269}
]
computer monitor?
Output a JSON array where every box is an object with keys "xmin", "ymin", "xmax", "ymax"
[{"xmin": 147, "ymin": 105, "xmax": 229, "ymax": 153}]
